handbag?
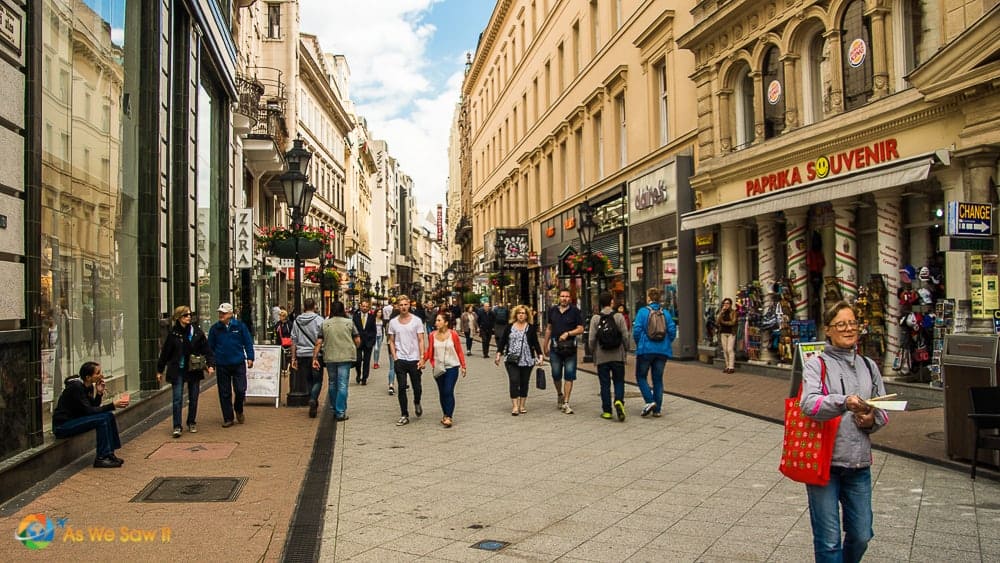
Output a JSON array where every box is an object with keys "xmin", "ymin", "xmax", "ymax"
[
  {"xmin": 779, "ymin": 357, "xmax": 841, "ymax": 486},
  {"xmin": 189, "ymin": 354, "xmax": 207, "ymax": 371},
  {"xmin": 535, "ymin": 368, "xmax": 547, "ymax": 390}
]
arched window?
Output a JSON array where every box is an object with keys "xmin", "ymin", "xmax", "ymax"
[
  {"xmin": 802, "ymin": 28, "xmax": 830, "ymax": 125},
  {"xmin": 841, "ymin": 0, "xmax": 873, "ymax": 111},
  {"xmin": 761, "ymin": 46, "xmax": 785, "ymax": 138},
  {"xmin": 733, "ymin": 63, "xmax": 755, "ymax": 149}
]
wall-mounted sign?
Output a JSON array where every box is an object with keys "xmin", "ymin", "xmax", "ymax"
[
  {"xmin": 628, "ymin": 161, "xmax": 677, "ymax": 225},
  {"xmin": 546, "ymin": 226, "xmax": 556, "ymax": 237},
  {"xmin": 745, "ymin": 138, "xmax": 900, "ymax": 198},
  {"xmin": 947, "ymin": 201, "xmax": 992, "ymax": 237},
  {"xmin": 0, "ymin": 5, "xmax": 21, "ymax": 53},
  {"xmin": 563, "ymin": 217, "xmax": 576, "ymax": 230},
  {"xmin": 695, "ymin": 233, "xmax": 716, "ymax": 256},
  {"xmin": 436, "ymin": 204, "xmax": 443, "ymax": 242},
  {"xmin": 235, "ymin": 208, "xmax": 254, "ymax": 269},
  {"xmin": 848, "ymin": 38, "xmax": 867, "ymax": 67},
  {"xmin": 767, "ymin": 80, "xmax": 782, "ymax": 105}
]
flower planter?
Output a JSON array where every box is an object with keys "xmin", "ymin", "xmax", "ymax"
[{"xmin": 269, "ymin": 237, "xmax": 323, "ymax": 259}]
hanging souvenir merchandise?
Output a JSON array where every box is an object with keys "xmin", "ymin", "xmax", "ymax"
[
  {"xmin": 774, "ymin": 279, "xmax": 798, "ymax": 363},
  {"xmin": 856, "ymin": 275, "xmax": 888, "ymax": 366},
  {"xmin": 895, "ymin": 264, "xmax": 940, "ymax": 381},
  {"xmin": 737, "ymin": 282, "xmax": 766, "ymax": 361}
]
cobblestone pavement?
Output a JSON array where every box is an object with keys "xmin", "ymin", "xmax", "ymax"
[{"xmin": 320, "ymin": 351, "xmax": 1000, "ymax": 562}]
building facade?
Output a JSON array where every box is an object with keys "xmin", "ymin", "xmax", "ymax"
[{"xmin": 679, "ymin": 0, "xmax": 1000, "ymax": 372}]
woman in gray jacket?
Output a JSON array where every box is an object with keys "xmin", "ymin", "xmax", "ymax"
[{"xmin": 800, "ymin": 301, "xmax": 888, "ymax": 563}]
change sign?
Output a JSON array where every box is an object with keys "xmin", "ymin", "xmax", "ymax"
[{"xmin": 948, "ymin": 202, "xmax": 992, "ymax": 237}]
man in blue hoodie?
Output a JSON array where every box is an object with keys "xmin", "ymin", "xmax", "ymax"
[
  {"xmin": 208, "ymin": 302, "xmax": 255, "ymax": 427},
  {"xmin": 632, "ymin": 287, "xmax": 677, "ymax": 417}
]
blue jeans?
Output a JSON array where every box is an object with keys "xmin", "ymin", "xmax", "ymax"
[
  {"xmin": 216, "ymin": 363, "xmax": 247, "ymax": 423},
  {"xmin": 597, "ymin": 361, "xmax": 625, "ymax": 413},
  {"xmin": 549, "ymin": 350, "xmax": 578, "ymax": 382},
  {"xmin": 807, "ymin": 466, "xmax": 874, "ymax": 563},
  {"xmin": 435, "ymin": 366, "xmax": 460, "ymax": 417},
  {"xmin": 171, "ymin": 375, "xmax": 200, "ymax": 429},
  {"xmin": 635, "ymin": 354, "xmax": 667, "ymax": 413},
  {"xmin": 326, "ymin": 361, "xmax": 352, "ymax": 417},
  {"xmin": 54, "ymin": 411, "xmax": 121, "ymax": 458},
  {"xmin": 373, "ymin": 333, "xmax": 383, "ymax": 364}
]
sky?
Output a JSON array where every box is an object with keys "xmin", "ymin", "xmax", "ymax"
[{"xmin": 299, "ymin": 1, "xmax": 496, "ymax": 215}]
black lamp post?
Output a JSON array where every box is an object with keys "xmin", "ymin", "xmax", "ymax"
[
  {"xmin": 279, "ymin": 138, "xmax": 314, "ymax": 406},
  {"xmin": 374, "ymin": 281, "xmax": 382, "ymax": 304},
  {"xmin": 494, "ymin": 236, "xmax": 506, "ymax": 305},
  {"xmin": 577, "ymin": 200, "xmax": 597, "ymax": 363}
]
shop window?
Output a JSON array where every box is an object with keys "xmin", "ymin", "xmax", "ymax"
[
  {"xmin": 841, "ymin": 0, "xmax": 873, "ymax": 111},
  {"xmin": 802, "ymin": 29, "xmax": 831, "ymax": 125},
  {"xmin": 196, "ymin": 79, "xmax": 225, "ymax": 332},
  {"xmin": 732, "ymin": 63, "xmax": 755, "ymax": 149},
  {"xmin": 893, "ymin": 0, "xmax": 938, "ymax": 91},
  {"xmin": 761, "ymin": 46, "xmax": 785, "ymax": 138}
]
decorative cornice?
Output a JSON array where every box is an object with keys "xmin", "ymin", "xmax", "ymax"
[{"xmin": 464, "ymin": 0, "xmax": 514, "ymax": 97}]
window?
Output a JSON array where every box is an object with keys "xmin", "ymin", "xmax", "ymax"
[
  {"xmin": 531, "ymin": 1, "xmax": 537, "ymax": 35},
  {"xmin": 655, "ymin": 61, "xmax": 668, "ymax": 145},
  {"xmin": 615, "ymin": 94, "xmax": 626, "ymax": 168},
  {"xmin": 84, "ymin": 92, "xmax": 92, "ymax": 123},
  {"xmin": 102, "ymin": 104, "xmax": 110, "ymax": 131},
  {"xmin": 59, "ymin": 69, "xmax": 70, "ymax": 102},
  {"xmin": 532, "ymin": 77, "xmax": 538, "ymax": 120},
  {"xmin": 894, "ymin": 0, "xmax": 937, "ymax": 91},
  {"xmin": 590, "ymin": 1, "xmax": 600, "ymax": 56},
  {"xmin": 521, "ymin": 92, "xmax": 527, "ymax": 132},
  {"xmin": 802, "ymin": 30, "xmax": 829, "ymax": 125},
  {"xmin": 575, "ymin": 127, "xmax": 584, "ymax": 191},
  {"xmin": 557, "ymin": 43, "xmax": 565, "ymax": 92},
  {"xmin": 593, "ymin": 110, "xmax": 604, "ymax": 180},
  {"xmin": 572, "ymin": 22, "xmax": 581, "ymax": 74},
  {"xmin": 267, "ymin": 3, "xmax": 281, "ymax": 39},
  {"xmin": 733, "ymin": 63, "xmax": 755, "ymax": 149},
  {"xmin": 544, "ymin": 60, "xmax": 551, "ymax": 108},
  {"xmin": 560, "ymin": 140, "xmax": 568, "ymax": 201},
  {"xmin": 613, "ymin": 0, "xmax": 623, "ymax": 31},
  {"xmin": 841, "ymin": 0, "xmax": 873, "ymax": 111},
  {"xmin": 512, "ymin": 107, "xmax": 518, "ymax": 142},
  {"xmin": 761, "ymin": 46, "xmax": 785, "ymax": 138}
]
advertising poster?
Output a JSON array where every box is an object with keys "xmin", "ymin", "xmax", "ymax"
[
  {"xmin": 246, "ymin": 345, "xmax": 281, "ymax": 407},
  {"xmin": 789, "ymin": 341, "xmax": 827, "ymax": 398},
  {"xmin": 40, "ymin": 348, "xmax": 56, "ymax": 403}
]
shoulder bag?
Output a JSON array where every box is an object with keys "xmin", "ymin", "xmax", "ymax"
[{"xmin": 779, "ymin": 357, "xmax": 841, "ymax": 486}]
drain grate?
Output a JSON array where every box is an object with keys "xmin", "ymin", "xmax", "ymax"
[
  {"xmin": 470, "ymin": 539, "xmax": 509, "ymax": 552},
  {"xmin": 131, "ymin": 477, "xmax": 247, "ymax": 503}
]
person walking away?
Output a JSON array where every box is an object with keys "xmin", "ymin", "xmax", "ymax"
[
  {"xmin": 801, "ymin": 301, "xmax": 888, "ymax": 563},
  {"xmin": 53, "ymin": 362, "xmax": 129, "ymax": 468},
  {"xmin": 372, "ymin": 308, "xmax": 385, "ymax": 370},
  {"xmin": 460, "ymin": 304, "xmax": 478, "ymax": 353},
  {"xmin": 450, "ymin": 298, "xmax": 463, "ymax": 325},
  {"xmin": 208, "ymin": 303, "xmax": 254, "ymax": 427},
  {"xmin": 717, "ymin": 298, "xmax": 738, "ymax": 373},
  {"xmin": 387, "ymin": 295, "xmax": 426, "ymax": 425},
  {"xmin": 274, "ymin": 309, "xmax": 293, "ymax": 374},
  {"xmin": 290, "ymin": 298, "xmax": 325, "ymax": 417},
  {"xmin": 353, "ymin": 300, "xmax": 378, "ymax": 384},
  {"xmin": 476, "ymin": 302, "xmax": 496, "ymax": 357},
  {"xmin": 495, "ymin": 305, "xmax": 543, "ymax": 416},
  {"xmin": 493, "ymin": 302, "xmax": 510, "ymax": 349},
  {"xmin": 588, "ymin": 292, "xmax": 633, "ymax": 421},
  {"xmin": 543, "ymin": 289, "xmax": 584, "ymax": 413},
  {"xmin": 424, "ymin": 312, "xmax": 467, "ymax": 427},
  {"xmin": 157, "ymin": 306, "xmax": 214, "ymax": 436},
  {"xmin": 632, "ymin": 287, "xmax": 676, "ymax": 417},
  {"xmin": 313, "ymin": 301, "xmax": 360, "ymax": 421}
]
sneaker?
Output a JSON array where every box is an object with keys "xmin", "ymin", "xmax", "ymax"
[
  {"xmin": 652, "ymin": 411, "xmax": 662, "ymax": 417},
  {"xmin": 222, "ymin": 420, "xmax": 234, "ymax": 428},
  {"xmin": 415, "ymin": 403, "xmax": 422, "ymax": 417},
  {"xmin": 93, "ymin": 456, "xmax": 123, "ymax": 469},
  {"xmin": 641, "ymin": 402, "xmax": 656, "ymax": 417},
  {"xmin": 562, "ymin": 403, "xmax": 574, "ymax": 414},
  {"xmin": 373, "ymin": 362, "xmax": 379, "ymax": 369},
  {"xmin": 308, "ymin": 399, "xmax": 318, "ymax": 418},
  {"xmin": 335, "ymin": 414, "xmax": 349, "ymax": 421},
  {"xmin": 557, "ymin": 393, "xmax": 564, "ymax": 408},
  {"xmin": 614, "ymin": 400, "xmax": 626, "ymax": 422},
  {"xmin": 236, "ymin": 412, "xmax": 245, "ymax": 424},
  {"xmin": 396, "ymin": 416, "xmax": 409, "ymax": 426},
  {"xmin": 601, "ymin": 412, "xmax": 613, "ymax": 419},
  {"xmin": 388, "ymin": 386, "xmax": 395, "ymax": 396},
  {"xmin": 188, "ymin": 424, "xmax": 198, "ymax": 433},
  {"xmin": 172, "ymin": 427, "xmax": 182, "ymax": 438}
]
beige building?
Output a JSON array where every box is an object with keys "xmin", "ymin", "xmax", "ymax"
[
  {"xmin": 462, "ymin": 0, "xmax": 700, "ymax": 354},
  {"xmin": 678, "ymin": 1, "xmax": 1000, "ymax": 372}
]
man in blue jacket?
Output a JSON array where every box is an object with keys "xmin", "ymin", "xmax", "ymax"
[
  {"xmin": 208, "ymin": 302, "xmax": 255, "ymax": 427},
  {"xmin": 632, "ymin": 287, "xmax": 677, "ymax": 417}
]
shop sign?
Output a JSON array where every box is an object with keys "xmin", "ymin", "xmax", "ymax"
[
  {"xmin": 564, "ymin": 217, "xmax": 576, "ymax": 230},
  {"xmin": 546, "ymin": 226, "xmax": 556, "ymax": 237},
  {"xmin": 628, "ymin": 162, "xmax": 677, "ymax": 224},
  {"xmin": 947, "ymin": 201, "xmax": 992, "ymax": 236},
  {"xmin": 695, "ymin": 233, "xmax": 716, "ymax": 256},
  {"xmin": 745, "ymin": 138, "xmax": 900, "ymax": 198},
  {"xmin": 0, "ymin": 5, "xmax": 21, "ymax": 53},
  {"xmin": 496, "ymin": 228, "xmax": 530, "ymax": 264},
  {"xmin": 848, "ymin": 38, "xmax": 867, "ymax": 67},
  {"xmin": 939, "ymin": 236, "xmax": 996, "ymax": 252},
  {"xmin": 234, "ymin": 208, "xmax": 254, "ymax": 269},
  {"xmin": 993, "ymin": 311, "xmax": 1000, "ymax": 335},
  {"xmin": 767, "ymin": 80, "xmax": 782, "ymax": 105}
]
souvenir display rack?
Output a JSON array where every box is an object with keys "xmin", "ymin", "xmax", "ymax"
[{"xmin": 856, "ymin": 274, "xmax": 888, "ymax": 366}]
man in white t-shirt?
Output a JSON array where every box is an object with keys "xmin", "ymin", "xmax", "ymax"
[{"xmin": 387, "ymin": 295, "xmax": 426, "ymax": 426}]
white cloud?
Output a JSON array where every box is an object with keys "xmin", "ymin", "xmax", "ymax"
[{"xmin": 299, "ymin": 0, "xmax": 463, "ymax": 213}]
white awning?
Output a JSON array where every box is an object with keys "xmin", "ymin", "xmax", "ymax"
[{"xmin": 681, "ymin": 154, "xmax": 938, "ymax": 231}]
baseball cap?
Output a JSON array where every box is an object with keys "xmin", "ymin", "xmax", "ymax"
[{"xmin": 218, "ymin": 303, "xmax": 234, "ymax": 313}]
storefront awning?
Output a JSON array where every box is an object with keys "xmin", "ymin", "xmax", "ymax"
[{"xmin": 680, "ymin": 153, "xmax": 939, "ymax": 231}]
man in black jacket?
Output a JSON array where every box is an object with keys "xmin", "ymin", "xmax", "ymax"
[
  {"xmin": 352, "ymin": 300, "xmax": 379, "ymax": 384},
  {"xmin": 476, "ymin": 303, "xmax": 497, "ymax": 358},
  {"xmin": 52, "ymin": 361, "xmax": 130, "ymax": 468}
]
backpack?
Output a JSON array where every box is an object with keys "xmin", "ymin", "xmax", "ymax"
[
  {"xmin": 646, "ymin": 307, "xmax": 667, "ymax": 342},
  {"xmin": 494, "ymin": 306, "xmax": 509, "ymax": 324},
  {"xmin": 596, "ymin": 312, "xmax": 623, "ymax": 350}
]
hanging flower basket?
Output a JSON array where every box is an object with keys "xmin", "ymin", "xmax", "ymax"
[
  {"xmin": 565, "ymin": 252, "xmax": 613, "ymax": 276},
  {"xmin": 306, "ymin": 268, "xmax": 340, "ymax": 285},
  {"xmin": 256, "ymin": 225, "xmax": 335, "ymax": 259},
  {"xmin": 488, "ymin": 273, "xmax": 513, "ymax": 287}
]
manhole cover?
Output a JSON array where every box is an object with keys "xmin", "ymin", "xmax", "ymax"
[
  {"xmin": 131, "ymin": 477, "xmax": 247, "ymax": 503},
  {"xmin": 709, "ymin": 384, "xmax": 734, "ymax": 389},
  {"xmin": 926, "ymin": 431, "xmax": 945, "ymax": 441},
  {"xmin": 470, "ymin": 539, "xmax": 509, "ymax": 552}
]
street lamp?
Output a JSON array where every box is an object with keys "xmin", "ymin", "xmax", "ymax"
[
  {"xmin": 494, "ymin": 236, "xmax": 506, "ymax": 305},
  {"xmin": 279, "ymin": 138, "xmax": 315, "ymax": 407},
  {"xmin": 577, "ymin": 200, "xmax": 597, "ymax": 363},
  {"xmin": 347, "ymin": 267, "xmax": 357, "ymax": 309},
  {"xmin": 374, "ymin": 281, "xmax": 382, "ymax": 304}
]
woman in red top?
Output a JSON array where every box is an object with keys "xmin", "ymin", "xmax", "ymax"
[{"xmin": 424, "ymin": 312, "xmax": 467, "ymax": 427}]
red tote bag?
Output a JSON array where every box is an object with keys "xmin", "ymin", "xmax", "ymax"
[{"xmin": 779, "ymin": 358, "xmax": 841, "ymax": 486}]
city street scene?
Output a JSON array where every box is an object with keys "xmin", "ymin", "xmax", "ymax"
[{"xmin": 2, "ymin": 0, "xmax": 1000, "ymax": 562}]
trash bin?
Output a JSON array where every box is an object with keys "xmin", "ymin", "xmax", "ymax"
[{"xmin": 941, "ymin": 334, "xmax": 999, "ymax": 464}]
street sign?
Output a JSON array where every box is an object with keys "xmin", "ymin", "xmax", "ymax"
[
  {"xmin": 939, "ymin": 236, "xmax": 996, "ymax": 252},
  {"xmin": 947, "ymin": 201, "xmax": 992, "ymax": 236}
]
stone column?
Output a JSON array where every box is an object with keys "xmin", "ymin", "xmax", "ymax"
[
  {"xmin": 832, "ymin": 203, "xmax": 859, "ymax": 302},
  {"xmin": 874, "ymin": 191, "xmax": 902, "ymax": 373},
  {"xmin": 824, "ymin": 29, "xmax": 845, "ymax": 114},
  {"xmin": 866, "ymin": 7, "xmax": 890, "ymax": 99},
  {"xmin": 717, "ymin": 89, "xmax": 732, "ymax": 153},
  {"xmin": 757, "ymin": 215, "xmax": 779, "ymax": 364},
  {"xmin": 751, "ymin": 71, "xmax": 765, "ymax": 144},
  {"xmin": 785, "ymin": 209, "xmax": 809, "ymax": 319},
  {"xmin": 720, "ymin": 223, "xmax": 741, "ymax": 305},
  {"xmin": 780, "ymin": 55, "xmax": 799, "ymax": 129}
]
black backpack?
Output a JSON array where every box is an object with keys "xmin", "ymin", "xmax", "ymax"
[
  {"xmin": 494, "ymin": 306, "xmax": 509, "ymax": 324},
  {"xmin": 596, "ymin": 312, "xmax": 623, "ymax": 350}
]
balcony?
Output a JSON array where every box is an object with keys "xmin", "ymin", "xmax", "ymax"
[
  {"xmin": 242, "ymin": 66, "xmax": 288, "ymax": 177},
  {"xmin": 234, "ymin": 73, "xmax": 263, "ymax": 137}
]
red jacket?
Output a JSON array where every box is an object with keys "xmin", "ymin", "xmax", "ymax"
[{"xmin": 423, "ymin": 329, "xmax": 467, "ymax": 370}]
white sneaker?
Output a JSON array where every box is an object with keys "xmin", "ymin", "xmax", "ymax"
[{"xmin": 562, "ymin": 403, "xmax": 574, "ymax": 414}]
